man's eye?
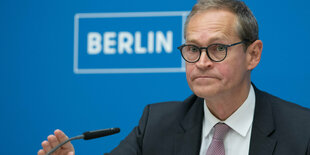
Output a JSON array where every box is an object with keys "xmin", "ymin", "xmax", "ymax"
[
  {"xmin": 189, "ymin": 46, "xmax": 199, "ymax": 52},
  {"xmin": 216, "ymin": 45, "xmax": 226, "ymax": 51}
]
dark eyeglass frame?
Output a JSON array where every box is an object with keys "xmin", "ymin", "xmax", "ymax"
[{"xmin": 178, "ymin": 41, "xmax": 245, "ymax": 63}]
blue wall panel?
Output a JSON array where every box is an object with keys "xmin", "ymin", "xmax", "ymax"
[{"xmin": 1, "ymin": 0, "xmax": 309, "ymax": 154}]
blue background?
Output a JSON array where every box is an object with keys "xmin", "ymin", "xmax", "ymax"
[{"xmin": 1, "ymin": 0, "xmax": 310, "ymax": 154}]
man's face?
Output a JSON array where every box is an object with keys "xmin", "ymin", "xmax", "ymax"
[{"xmin": 185, "ymin": 9, "xmax": 251, "ymax": 99}]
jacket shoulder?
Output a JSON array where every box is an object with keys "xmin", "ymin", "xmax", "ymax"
[
  {"xmin": 146, "ymin": 94, "xmax": 200, "ymax": 122},
  {"xmin": 257, "ymin": 89, "xmax": 310, "ymax": 117},
  {"xmin": 256, "ymin": 89, "xmax": 310, "ymax": 136}
]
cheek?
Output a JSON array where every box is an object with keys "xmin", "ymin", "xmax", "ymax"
[
  {"xmin": 218, "ymin": 58, "xmax": 247, "ymax": 84},
  {"xmin": 216, "ymin": 64, "xmax": 232, "ymax": 82},
  {"xmin": 185, "ymin": 64, "xmax": 194, "ymax": 85}
]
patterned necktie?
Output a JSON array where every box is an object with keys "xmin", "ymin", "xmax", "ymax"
[{"xmin": 206, "ymin": 123, "xmax": 230, "ymax": 155}]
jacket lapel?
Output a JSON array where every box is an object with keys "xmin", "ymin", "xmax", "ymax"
[
  {"xmin": 249, "ymin": 86, "xmax": 277, "ymax": 155},
  {"xmin": 174, "ymin": 97, "xmax": 204, "ymax": 155}
]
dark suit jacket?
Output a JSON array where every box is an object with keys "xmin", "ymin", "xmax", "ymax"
[{"xmin": 106, "ymin": 86, "xmax": 310, "ymax": 155}]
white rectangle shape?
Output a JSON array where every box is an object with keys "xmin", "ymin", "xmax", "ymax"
[{"xmin": 74, "ymin": 11, "xmax": 189, "ymax": 74}]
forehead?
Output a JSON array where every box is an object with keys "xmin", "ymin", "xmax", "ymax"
[{"xmin": 186, "ymin": 9, "xmax": 239, "ymax": 44}]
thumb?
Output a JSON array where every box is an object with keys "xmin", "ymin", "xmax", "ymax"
[{"xmin": 68, "ymin": 152, "xmax": 74, "ymax": 155}]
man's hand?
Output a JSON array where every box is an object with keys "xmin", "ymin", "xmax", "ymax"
[{"xmin": 38, "ymin": 129, "xmax": 75, "ymax": 155}]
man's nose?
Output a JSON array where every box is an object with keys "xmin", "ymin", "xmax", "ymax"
[{"xmin": 196, "ymin": 50, "xmax": 213, "ymax": 69}]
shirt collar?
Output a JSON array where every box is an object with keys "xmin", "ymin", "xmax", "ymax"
[{"xmin": 202, "ymin": 85, "xmax": 256, "ymax": 137}]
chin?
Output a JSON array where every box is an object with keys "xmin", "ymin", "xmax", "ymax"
[{"xmin": 191, "ymin": 85, "xmax": 220, "ymax": 99}]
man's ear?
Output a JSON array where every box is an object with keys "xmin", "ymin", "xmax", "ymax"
[{"xmin": 246, "ymin": 40, "xmax": 263, "ymax": 70}]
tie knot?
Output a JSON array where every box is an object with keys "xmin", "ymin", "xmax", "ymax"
[{"xmin": 213, "ymin": 123, "xmax": 230, "ymax": 140}]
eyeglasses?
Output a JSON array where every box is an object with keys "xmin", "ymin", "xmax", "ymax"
[{"xmin": 178, "ymin": 41, "xmax": 245, "ymax": 63}]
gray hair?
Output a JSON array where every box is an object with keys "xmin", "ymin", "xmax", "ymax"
[{"xmin": 184, "ymin": 0, "xmax": 259, "ymax": 46}]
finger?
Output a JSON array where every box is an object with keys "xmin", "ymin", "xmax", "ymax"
[
  {"xmin": 54, "ymin": 129, "xmax": 74, "ymax": 150},
  {"xmin": 37, "ymin": 149, "xmax": 45, "ymax": 155},
  {"xmin": 47, "ymin": 134, "xmax": 60, "ymax": 148},
  {"xmin": 41, "ymin": 140, "xmax": 52, "ymax": 153}
]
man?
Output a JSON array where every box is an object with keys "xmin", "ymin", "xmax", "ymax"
[{"xmin": 38, "ymin": 0, "xmax": 310, "ymax": 154}]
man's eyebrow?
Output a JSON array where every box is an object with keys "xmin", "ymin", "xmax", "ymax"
[
  {"xmin": 185, "ymin": 39, "xmax": 199, "ymax": 45},
  {"xmin": 186, "ymin": 37, "xmax": 226, "ymax": 45}
]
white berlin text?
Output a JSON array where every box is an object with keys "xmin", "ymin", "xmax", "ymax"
[{"xmin": 87, "ymin": 31, "xmax": 173, "ymax": 55}]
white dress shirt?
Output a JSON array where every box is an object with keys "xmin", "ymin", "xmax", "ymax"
[{"xmin": 199, "ymin": 85, "xmax": 256, "ymax": 155}]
